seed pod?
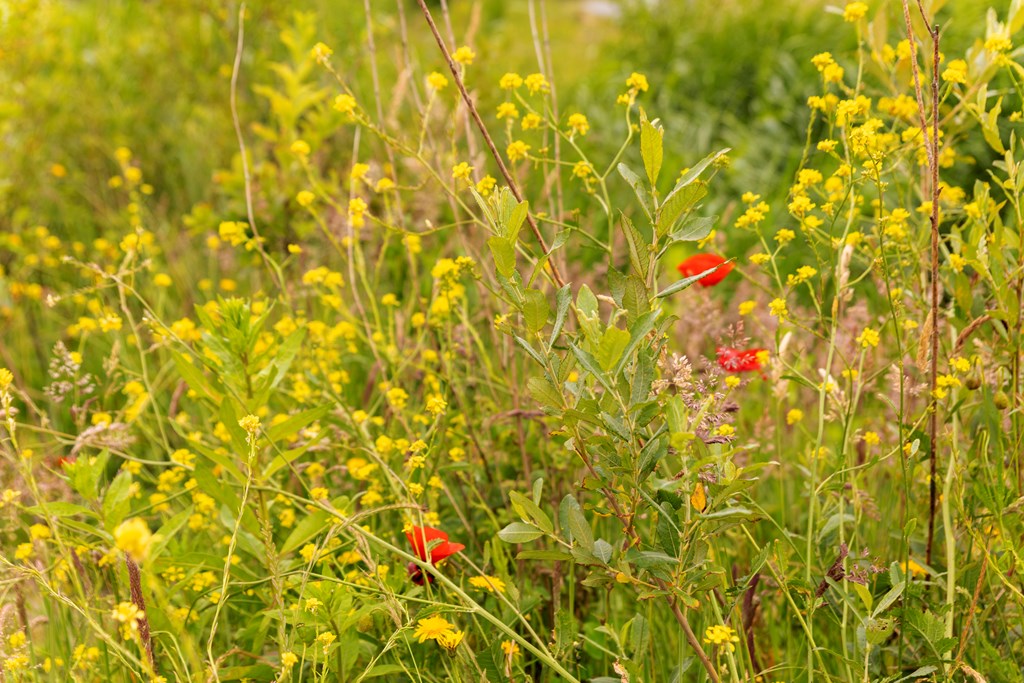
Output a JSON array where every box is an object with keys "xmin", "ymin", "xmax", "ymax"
[
  {"xmin": 994, "ymin": 391, "xmax": 1010, "ymax": 410},
  {"xmin": 965, "ymin": 371, "xmax": 982, "ymax": 391}
]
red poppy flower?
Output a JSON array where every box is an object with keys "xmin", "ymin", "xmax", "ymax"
[
  {"xmin": 406, "ymin": 526, "xmax": 465, "ymax": 564},
  {"xmin": 677, "ymin": 253, "xmax": 734, "ymax": 287},
  {"xmin": 717, "ymin": 347, "xmax": 768, "ymax": 373},
  {"xmin": 406, "ymin": 525, "xmax": 464, "ymax": 585}
]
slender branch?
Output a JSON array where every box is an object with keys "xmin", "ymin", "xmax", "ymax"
[
  {"xmin": 414, "ymin": 0, "xmax": 566, "ymax": 288},
  {"xmin": 899, "ymin": 0, "xmax": 941, "ymax": 566}
]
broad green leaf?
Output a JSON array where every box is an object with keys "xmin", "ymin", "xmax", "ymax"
[
  {"xmin": 527, "ymin": 376, "xmax": 563, "ymax": 410},
  {"xmin": 564, "ymin": 496, "xmax": 594, "ymax": 552},
  {"xmin": 102, "ymin": 471, "xmax": 134, "ymax": 531},
  {"xmin": 517, "ymin": 549, "xmax": 573, "ymax": 561},
  {"xmin": 282, "ymin": 508, "xmax": 332, "ymax": 555},
  {"xmin": 488, "ymin": 236, "xmax": 517, "ymax": 278},
  {"xmin": 170, "ymin": 350, "xmax": 223, "ymax": 403},
  {"xmin": 657, "ymin": 182, "xmax": 707, "ymax": 237},
  {"xmin": 522, "ymin": 288, "xmax": 550, "ymax": 334},
  {"xmin": 620, "ymin": 213, "xmax": 650, "ymax": 277},
  {"xmin": 617, "ymin": 163, "xmax": 651, "ymax": 220},
  {"xmin": 593, "ymin": 538, "xmax": 613, "ymax": 563},
  {"xmin": 548, "ymin": 283, "xmax": 572, "ymax": 349},
  {"xmin": 497, "ymin": 522, "xmax": 544, "ymax": 544},
  {"xmin": 640, "ymin": 110, "xmax": 663, "ymax": 186},
  {"xmin": 670, "ymin": 215, "xmax": 716, "ymax": 243},
  {"xmin": 509, "ymin": 490, "xmax": 554, "ymax": 534},
  {"xmin": 596, "ymin": 326, "xmax": 631, "ymax": 372},
  {"xmin": 265, "ymin": 405, "xmax": 330, "ymax": 444}
]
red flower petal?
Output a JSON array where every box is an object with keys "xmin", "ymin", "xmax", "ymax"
[
  {"xmin": 716, "ymin": 347, "xmax": 768, "ymax": 373},
  {"xmin": 406, "ymin": 525, "xmax": 464, "ymax": 563},
  {"xmin": 677, "ymin": 253, "xmax": 734, "ymax": 287}
]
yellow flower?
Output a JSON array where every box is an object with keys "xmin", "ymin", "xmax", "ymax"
[
  {"xmin": 296, "ymin": 191, "xmax": 316, "ymax": 208},
  {"xmin": 724, "ymin": 376, "xmax": 741, "ymax": 389},
  {"xmin": 238, "ymin": 414, "xmax": 261, "ymax": 433},
  {"xmin": 496, "ymin": 102, "xmax": 519, "ymax": 119},
  {"xmin": 316, "ymin": 631, "xmax": 336, "ymax": 653},
  {"xmin": 310, "ymin": 42, "xmax": 333, "ymax": 64},
  {"xmin": 521, "ymin": 113, "xmax": 542, "ymax": 130},
  {"xmin": 387, "ymin": 387, "xmax": 409, "ymax": 409},
  {"xmin": 738, "ymin": 300, "xmax": 756, "ymax": 315},
  {"xmin": 469, "ymin": 575, "xmax": 507, "ymax": 593},
  {"xmin": 507, "ymin": 140, "xmax": 531, "ymax": 162},
  {"xmin": 572, "ymin": 161, "xmax": 593, "ymax": 179},
  {"xmin": 451, "ymin": 162, "xmax": 473, "ymax": 182},
  {"xmin": 14, "ymin": 543, "xmax": 33, "ymax": 561},
  {"xmin": 413, "ymin": 616, "xmax": 455, "ymax": 643},
  {"xmin": 703, "ymin": 624, "xmax": 740, "ymax": 652},
  {"xmin": 452, "ymin": 46, "xmax": 476, "ymax": 65},
  {"xmin": 114, "ymin": 518, "xmax": 153, "ymax": 562},
  {"xmin": 153, "ymin": 273, "xmax": 172, "ymax": 287},
  {"xmin": 769, "ymin": 298, "xmax": 788, "ymax": 318},
  {"xmin": 863, "ymin": 431, "xmax": 880, "ymax": 446},
  {"xmin": 290, "ymin": 140, "xmax": 311, "ymax": 157},
  {"xmin": 333, "ymin": 93, "xmax": 357, "ymax": 115},
  {"xmin": 941, "ymin": 58, "xmax": 967, "ymax": 84},
  {"xmin": 427, "ymin": 72, "xmax": 449, "ymax": 91},
  {"xmin": 843, "ymin": 2, "xmax": 868, "ymax": 22},
  {"xmin": 501, "ymin": 640, "xmax": 521, "ymax": 657},
  {"xmin": 436, "ymin": 629, "xmax": 465, "ymax": 652},
  {"xmin": 984, "ymin": 36, "xmax": 1012, "ymax": 53},
  {"xmin": 786, "ymin": 409, "xmax": 804, "ymax": 425},
  {"xmin": 524, "ymin": 72, "xmax": 550, "ymax": 94},
  {"xmin": 625, "ymin": 72, "xmax": 649, "ymax": 92},
  {"xmin": 349, "ymin": 197, "xmax": 369, "ymax": 227},
  {"xmin": 775, "ymin": 228, "xmax": 796, "ymax": 244},
  {"xmin": 811, "ymin": 52, "xmax": 835, "ymax": 71},
  {"xmin": 857, "ymin": 327, "xmax": 880, "ymax": 348},
  {"xmin": 281, "ymin": 652, "xmax": 298, "ymax": 669},
  {"xmin": 476, "ymin": 175, "xmax": 497, "ymax": 196},
  {"xmin": 0, "ymin": 368, "xmax": 13, "ymax": 390},
  {"xmin": 499, "ymin": 72, "xmax": 523, "ymax": 90},
  {"xmin": 567, "ymin": 112, "xmax": 590, "ymax": 136},
  {"xmin": 900, "ymin": 559, "xmax": 928, "ymax": 577}
]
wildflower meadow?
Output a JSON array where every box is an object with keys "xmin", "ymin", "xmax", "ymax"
[{"xmin": 2, "ymin": 0, "xmax": 1024, "ymax": 681}]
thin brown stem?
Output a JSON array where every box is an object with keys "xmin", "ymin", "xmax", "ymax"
[{"xmin": 415, "ymin": 0, "xmax": 565, "ymax": 288}]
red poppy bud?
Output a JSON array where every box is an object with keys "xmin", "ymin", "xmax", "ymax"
[
  {"xmin": 677, "ymin": 253, "xmax": 734, "ymax": 287},
  {"xmin": 717, "ymin": 347, "xmax": 768, "ymax": 373}
]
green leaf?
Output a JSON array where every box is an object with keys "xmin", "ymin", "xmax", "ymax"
[
  {"xmin": 522, "ymin": 289, "xmax": 550, "ymax": 334},
  {"xmin": 657, "ymin": 183, "xmax": 707, "ymax": 236},
  {"xmin": 513, "ymin": 335, "xmax": 547, "ymax": 367},
  {"xmin": 517, "ymin": 549, "xmax": 573, "ymax": 561},
  {"xmin": 25, "ymin": 502, "xmax": 96, "ymax": 519},
  {"xmin": 265, "ymin": 405, "xmax": 330, "ymax": 444},
  {"xmin": 497, "ymin": 522, "xmax": 544, "ymax": 544},
  {"xmin": 671, "ymin": 148, "xmax": 730, "ymax": 191},
  {"xmin": 548, "ymin": 284, "xmax": 572, "ymax": 350},
  {"xmin": 614, "ymin": 308, "xmax": 661, "ymax": 377},
  {"xmin": 577, "ymin": 284, "xmax": 599, "ymax": 317},
  {"xmin": 570, "ymin": 344, "xmax": 615, "ymax": 393},
  {"xmin": 102, "ymin": 471, "xmax": 134, "ymax": 531},
  {"xmin": 149, "ymin": 508, "xmax": 191, "ymax": 563},
  {"xmin": 593, "ymin": 538, "xmax": 613, "ymax": 563},
  {"xmin": 596, "ymin": 326, "xmax": 631, "ymax": 372},
  {"xmin": 656, "ymin": 262, "xmax": 729, "ymax": 298},
  {"xmin": 670, "ymin": 215, "xmax": 716, "ymax": 243},
  {"xmin": 282, "ymin": 508, "xmax": 332, "ymax": 555},
  {"xmin": 527, "ymin": 376, "xmax": 563, "ymax": 410},
  {"xmin": 563, "ymin": 496, "xmax": 594, "ymax": 552},
  {"xmin": 488, "ymin": 236, "xmax": 517, "ymax": 278},
  {"xmin": 628, "ymin": 614, "xmax": 651, "ymax": 655},
  {"xmin": 509, "ymin": 490, "xmax": 554, "ymax": 534},
  {"xmin": 170, "ymin": 350, "xmax": 223, "ymax": 403},
  {"xmin": 620, "ymin": 213, "xmax": 650, "ymax": 277},
  {"xmin": 617, "ymin": 163, "xmax": 651, "ymax": 221},
  {"xmin": 640, "ymin": 110, "xmax": 663, "ymax": 187}
]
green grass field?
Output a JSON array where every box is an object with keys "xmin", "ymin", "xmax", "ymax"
[{"xmin": 2, "ymin": 1, "xmax": 1024, "ymax": 681}]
